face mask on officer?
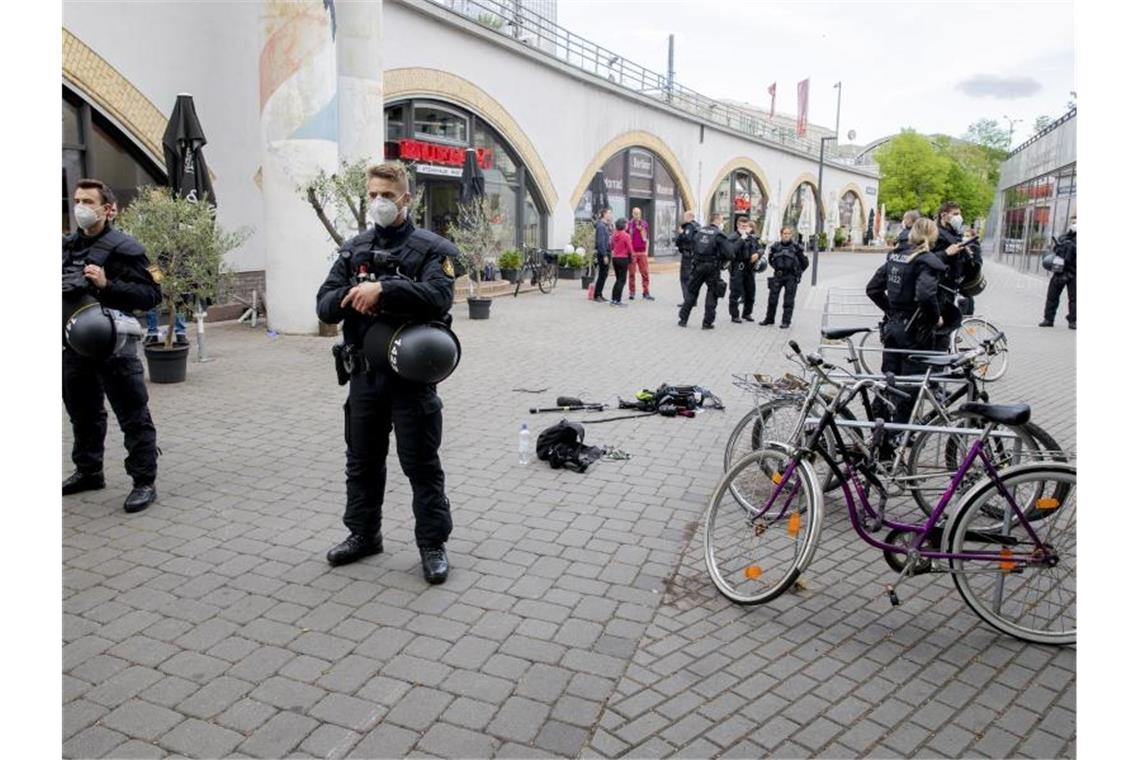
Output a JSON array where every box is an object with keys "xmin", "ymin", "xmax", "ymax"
[
  {"xmin": 1069, "ymin": 222, "xmax": 1076, "ymax": 233},
  {"xmin": 74, "ymin": 204, "xmax": 102, "ymax": 231},
  {"xmin": 369, "ymin": 197, "xmax": 402, "ymax": 228},
  {"xmin": 948, "ymin": 213, "xmax": 964, "ymax": 234}
]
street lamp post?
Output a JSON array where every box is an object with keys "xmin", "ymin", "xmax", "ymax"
[
  {"xmin": 1001, "ymin": 114, "xmax": 1022, "ymax": 149},
  {"xmin": 812, "ymin": 135, "xmax": 837, "ymax": 287}
]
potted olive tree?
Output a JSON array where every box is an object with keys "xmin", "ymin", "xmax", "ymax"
[
  {"xmin": 449, "ymin": 196, "xmax": 500, "ymax": 319},
  {"xmin": 118, "ymin": 187, "xmax": 250, "ymax": 383},
  {"xmin": 571, "ymin": 221, "xmax": 597, "ymax": 289}
]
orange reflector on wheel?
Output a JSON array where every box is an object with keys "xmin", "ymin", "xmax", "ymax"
[
  {"xmin": 999, "ymin": 548, "xmax": 1015, "ymax": 572},
  {"xmin": 966, "ymin": 327, "xmax": 977, "ymax": 335},
  {"xmin": 788, "ymin": 512, "xmax": 801, "ymax": 536},
  {"xmin": 1036, "ymin": 497, "xmax": 1060, "ymax": 510},
  {"xmin": 772, "ymin": 472, "xmax": 782, "ymax": 484},
  {"xmin": 978, "ymin": 366, "xmax": 989, "ymax": 376},
  {"xmin": 744, "ymin": 565, "xmax": 762, "ymax": 580}
]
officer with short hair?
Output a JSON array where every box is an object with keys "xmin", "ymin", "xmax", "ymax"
[
  {"xmin": 727, "ymin": 216, "xmax": 761, "ymax": 323},
  {"xmin": 316, "ymin": 162, "xmax": 457, "ymax": 584},
  {"xmin": 62, "ymin": 178, "xmax": 162, "ymax": 513},
  {"xmin": 678, "ymin": 213, "xmax": 729, "ymax": 329},
  {"xmin": 759, "ymin": 227, "xmax": 809, "ymax": 328},
  {"xmin": 674, "ymin": 209, "xmax": 699, "ymax": 306}
]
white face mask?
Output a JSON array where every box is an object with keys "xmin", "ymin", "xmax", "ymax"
[
  {"xmin": 74, "ymin": 204, "xmax": 101, "ymax": 231},
  {"xmin": 369, "ymin": 197, "xmax": 401, "ymax": 228},
  {"xmin": 1069, "ymin": 223, "xmax": 1076, "ymax": 233},
  {"xmin": 948, "ymin": 214, "xmax": 964, "ymax": 234}
]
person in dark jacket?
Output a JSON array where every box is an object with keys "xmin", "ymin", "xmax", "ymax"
[
  {"xmin": 895, "ymin": 209, "xmax": 920, "ymax": 249},
  {"xmin": 678, "ymin": 213, "xmax": 730, "ymax": 329},
  {"xmin": 674, "ymin": 210, "xmax": 699, "ymax": 305},
  {"xmin": 928, "ymin": 201, "xmax": 971, "ymax": 346},
  {"xmin": 593, "ymin": 207, "xmax": 613, "ymax": 303},
  {"xmin": 62, "ymin": 179, "xmax": 163, "ymax": 513},
  {"xmin": 1040, "ymin": 219, "xmax": 1076, "ymax": 329},
  {"xmin": 727, "ymin": 216, "xmax": 760, "ymax": 322},
  {"xmin": 759, "ymin": 227, "xmax": 810, "ymax": 328},
  {"xmin": 316, "ymin": 162, "xmax": 456, "ymax": 584}
]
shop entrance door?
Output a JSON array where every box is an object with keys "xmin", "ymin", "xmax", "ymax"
[
  {"xmin": 628, "ymin": 197, "xmax": 654, "ymax": 255},
  {"xmin": 424, "ymin": 181, "xmax": 461, "ymax": 240}
]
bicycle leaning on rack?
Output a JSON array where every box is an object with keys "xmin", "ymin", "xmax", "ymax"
[
  {"xmin": 704, "ymin": 347, "xmax": 1076, "ymax": 645},
  {"xmin": 513, "ymin": 247, "xmax": 559, "ymax": 297}
]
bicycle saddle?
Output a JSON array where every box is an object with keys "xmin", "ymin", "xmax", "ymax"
[
  {"xmin": 821, "ymin": 326, "xmax": 872, "ymax": 340},
  {"xmin": 908, "ymin": 354, "xmax": 966, "ymax": 367},
  {"xmin": 958, "ymin": 402, "xmax": 1031, "ymax": 426}
]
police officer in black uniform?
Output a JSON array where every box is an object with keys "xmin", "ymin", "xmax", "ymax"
[
  {"xmin": 674, "ymin": 209, "xmax": 699, "ymax": 306},
  {"xmin": 316, "ymin": 162, "xmax": 456, "ymax": 584},
  {"xmin": 1040, "ymin": 218, "xmax": 1076, "ymax": 329},
  {"xmin": 929, "ymin": 201, "xmax": 972, "ymax": 346},
  {"xmin": 678, "ymin": 213, "xmax": 729, "ymax": 329},
  {"xmin": 62, "ymin": 179, "xmax": 162, "ymax": 513},
  {"xmin": 727, "ymin": 216, "xmax": 761, "ymax": 323},
  {"xmin": 759, "ymin": 226, "xmax": 809, "ymax": 328}
]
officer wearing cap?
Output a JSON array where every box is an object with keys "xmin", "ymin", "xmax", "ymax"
[
  {"xmin": 316, "ymin": 162, "xmax": 457, "ymax": 584},
  {"xmin": 62, "ymin": 179, "xmax": 162, "ymax": 513}
]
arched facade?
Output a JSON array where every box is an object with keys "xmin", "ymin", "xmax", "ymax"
[
  {"xmin": 704, "ymin": 157, "xmax": 774, "ymax": 238},
  {"xmin": 781, "ymin": 174, "xmax": 821, "ymax": 240},
  {"xmin": 837, "ymin": 182, "xmax": 870, "ymax": 244}
]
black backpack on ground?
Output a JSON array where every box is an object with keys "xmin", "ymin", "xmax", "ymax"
[{"xmin": 536, "ymin": 419, "xmax": 604, "ymax": 473}]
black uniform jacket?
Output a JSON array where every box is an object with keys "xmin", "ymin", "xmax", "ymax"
[{"xmin": 62, "ymin": 226, "xmax": 162, "ymax": 313}]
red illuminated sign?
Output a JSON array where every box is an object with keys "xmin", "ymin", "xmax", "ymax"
[
  {"xmin": 384, "ymin": 139, "xmax": 492, "ymax": 169},
  {"xmin": 733, "ymin": 196, "xmax": 752, "ymax": 211}
]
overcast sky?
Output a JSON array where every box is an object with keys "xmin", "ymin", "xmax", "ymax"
[{"xmin": 555, "ymin": 0, "xmax": 1075, "ymax": 148}]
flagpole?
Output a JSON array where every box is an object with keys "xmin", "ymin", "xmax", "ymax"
[{"xmin": 834, "ymin": 81, "xmax": 842, "ymax": 140}]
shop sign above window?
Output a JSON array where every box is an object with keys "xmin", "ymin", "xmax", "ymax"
[
  {"xmin": 385, "ymin": 139, "xmax": 492, "ymax": 169},
  {"xmin": 629, "ymin": 149, "xmax": 654, "ymax": 178}
]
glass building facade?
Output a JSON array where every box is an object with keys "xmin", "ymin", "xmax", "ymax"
[{"xmin": 708, "ymin": 169, "xmax": 768, "ymax": 239}]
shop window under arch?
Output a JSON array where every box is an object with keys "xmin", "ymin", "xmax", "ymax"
[{"xmin": 709, "ymin": 169, "xmax": 769, "ymax": 238}]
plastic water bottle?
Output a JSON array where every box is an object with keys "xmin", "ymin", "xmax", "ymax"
[{"xmin": 518, "ymin": 424, "xmax": 531, "ymax": 465}]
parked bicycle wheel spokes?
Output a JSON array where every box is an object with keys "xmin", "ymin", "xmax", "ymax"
[
  {"xmin": 705, "ymin": 448, "xmax": 823, "ymax": 605},
  {"xmin": 947, "ymin": 465, "xmax": 1076, "ymax": 645}
]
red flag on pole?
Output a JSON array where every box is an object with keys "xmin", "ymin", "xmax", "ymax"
[
  {"xmin": 796, "ymin": 78, "xmax": 810, "ymax": 137},
  {"xmin": 768, "ymin": 82, "xmax": 776, "ymax": 117}
]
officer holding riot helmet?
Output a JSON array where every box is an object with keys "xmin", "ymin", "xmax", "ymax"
[
  {"xmin": 760, "ymin": 227, "xmax": 809, "ymax": 328},
  {"xmin": 62, "ymin": 179, "xmax": 162, "ymax": 513},
  {"xmin": 316, "ymin": 162, "xmax": 457, "ymax": 584},
  {"xmin": 678, "ymin": 212, "xmax": 730, "ymax": 329},
  {"xmin": 674, "ymin": 209, "xmax": 700, "ymax": 305},
  {"xmin": 727, "ymin": 216, "xmax": 761, "ymax": 323}
]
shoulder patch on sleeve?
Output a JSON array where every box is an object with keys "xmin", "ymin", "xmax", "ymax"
[
  {"xmin": 442, "ymin": 257, "xmax": 455, "ymax": 278},
  {"xmin": 146, "ymin": 264, "xmax": 164, "ymax": 283}
]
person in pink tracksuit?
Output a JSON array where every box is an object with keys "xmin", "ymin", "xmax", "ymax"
[{"xmin": 627, "ymin": 207, "xmax": 654, "ymax": 300}]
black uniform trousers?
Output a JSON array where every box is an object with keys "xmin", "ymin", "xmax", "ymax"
[
  {"xmin": 611, "ymin": 258, "xmax": 630, "ymax": 302},
  {"xmin": 679, "ymin": 254, "xmax": 693, "ymax": 296},
  {"xmin": 876, "ymin": 314, "xmax": 926, "ymax": 423},
  {"xmin": 728, "ymin": 263, "xmax": 756, "ymax": 319},
  {"xmin": 343, "ymin": 369, "xmax": 451, "ymax": 548},
  {"xmin": 63, "ymin": 347, "xmax": 157, "ymax": 485},
  {"xmin": 764, "ymin": 273, "xmax": 799, "ymax": 325},
  {"xmin": 593, "ymin": 254, "xmax": 609, "ymax": 299},
  {"xmin": 1043, "ymin": 273, "xmax": 1076, "ymax": 325},
  {"xmin": 679, "ymin": 261, "xmax": 720, "ymax": 326}
]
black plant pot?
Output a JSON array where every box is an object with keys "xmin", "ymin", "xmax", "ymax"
[
  {"xmin": 580, "ymin": 275, "xmax": 592, "ymax": 289},
  {"xmin": 467, "ymin": 297, "xmax": 492, "ymax": 320},
  {"xmin": 501, "ymin": 268, "xmax": 519, "ymax": 284},
  {"xmin": 144, "ymin": 343, "xmax": 191, "ymax": 384},
  {"xmin": 558, "ymin": 267, "xmax": 584, "ymax": 280}
]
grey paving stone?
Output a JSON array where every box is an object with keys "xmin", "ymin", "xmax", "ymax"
[
  {"xmin": 159, "ymin": 650, "xmax": 231, "ymax": 683},
  {"xmin": 418, "ymin": 722, "xmax": 497, "ymax": 758},
  {"xmin": 250, "ymin": 676, "xmax": 328, "ymax": 713},
  {"xmin": 216, "ymin": 698, "xmax": 278, "ymax": 734},
  {"xmin": 85, "ymin": 665, "xmax": 165, "ymax": 708},
  {"xmin": 239, "ymin": 710, "xmax": 320, "ymax": 758},
  {"xmin": 300, "ymin": 723, "xmax": 362, "ymax": 760},
  {"xmin": 384, "ymin": 686, "xmax": 454, "ymax": 732},
  {"xmin": 442, "ymin": 696, "xmax": 498, "ymax": 731},
  {"xmin": 159, "ymin": 718, "xmax": 244, "ymax": 758},
  {"xmin": 227, "ymin": 645, "xmax": 295, "ymax": 682},
  {"xmin": 62, "ymin": 699, "xmax": 108, "ymax": 741},
  {"xmin": 104, "ymin": 739, "xmax": 166, "ymax": 758},
  {"xmin": 62, "ymin": 725, "xmax": 127, "ymax": 759},
  {"xmin": 176, "ymin": 676, "xmax": 255, "ymax": 719},
  {"xmin": 516, "ymin": 663, "xmax": 574, "ymax": 704},
  {"xmin": 100, "ymin": 698, "xmax": 184, "ymax": 741},
  {"xmin": 348, "ymin": 723, "xmax": 419, "ymax": 759},
  {"xmin": 309, "ymin": 692, "xmax": 388, "ymax": 733},
  {"xmin": 487, "ymin": 696, "xmax": 551, "ymax": 743},
  {"xmin": 442, "ymin": 669, "xmax": 516, "ymax": 703},
  {"xmin": 552, "ymin": 694, "xmax": 604, "ymax": 729}
]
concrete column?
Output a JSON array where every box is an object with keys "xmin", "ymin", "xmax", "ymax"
[
  {"xmin": 336, "ymin": 1, "xmax": 384, "ymax": 166},
  {"xmin": 260, "ymin": 0, "xmax": 339, "ymax": 334}
]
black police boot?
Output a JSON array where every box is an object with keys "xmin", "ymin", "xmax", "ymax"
[
  {"xmin": 701, "ymin": 323, "xmax": 715, "ymax": 330},
  {"xmin": 779, "ymin": 323, "xmax": 791, "ymax": 329},
  {"xmin": 326, "ymin": 533, "xmax": 383, "ymax": 566},
  {"xmin": 420, "ymin": 546, "xmax": 449, "ymax": 584},
  {"xmin": 1068, "ymin": 321, "xmax": 1076, "ymax": 330},
  {"xmin": 742, "ymin": 315, "xmax": 755, "ymax": 322},
  {"xmin": 677, "ymin": 320, "xmax": 687, "ymax": 327},
  {"xmin": 123, "ymin": 484, "xmax": 157, "ymax": 513},
  {"xmin": 1038, "ymin": 320, "xmax": 1054, "ymax": 327},
  {"xmin": 63, "ymin": 470, "xmax": 105, "ymax": 496},
  {"xmin": 758, "ymin": 319, "xmax": 775, "ymax": 326},
  {"xmin": 731, "ymin": 317, "xmax": 742, "ymax": 323}
]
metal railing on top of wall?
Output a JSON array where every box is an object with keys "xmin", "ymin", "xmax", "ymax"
[{"xmin": 424, "ymin": 0, "xmax": 873, "ymax": 171}]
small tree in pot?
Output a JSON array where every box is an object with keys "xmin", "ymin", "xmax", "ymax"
[
  {"xmin": 448, "ymin": 196, "xmax": 500, "ymax": 319},
  {"xmin": 571, "ymin": 221, "xmax": 597, "ymax": 288},
  {"xmin": 117, "ymin": 187, "xmax": 250, "ymax": 382}
]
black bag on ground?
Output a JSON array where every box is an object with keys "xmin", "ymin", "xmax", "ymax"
[{"xmin": 535, "ymin": 419, "xmax": 604, "ymax": 473}]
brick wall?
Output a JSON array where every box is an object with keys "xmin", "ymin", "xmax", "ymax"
[{"xmin": 207, "ymin": 269, "xmax": 266, "ymax": 322}]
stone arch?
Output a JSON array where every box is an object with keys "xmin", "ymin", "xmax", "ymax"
[
  {"xmin": 836, "ymin": 181, "xmax": 871, "ymax": 238},
  {"xmin": 62, "ymin": 28, "xmax": 167, "ymax": 166},
  {"xmin": 780, "ymin": 172, "xmax": 821, "ymax": 229},
  {"xmin": 384, "ymin": 67, "xmax": 558, "ymax": 213},
  {"xmin": 569, "ymin": 130, "xmax": 696, "ymax": 214},
  {"xmin": 701, "ymin": 156, "xmax": 774, "ymax": 217}
]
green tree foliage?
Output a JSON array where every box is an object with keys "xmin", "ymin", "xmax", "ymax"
[
  {"xmin": 874, "ymin": 130, "xmax": 951, "ymax": 219},
  {"xmin": 932, "ymin": 136, "xmax": 1000, "ymax": 224},
  {"xmin": 448, "ymin": 196, "xmax": 500, "ymax": 298},
  {"xmin": 964, "ymin": 118, "xmax": 1011, "ymax": 152}
]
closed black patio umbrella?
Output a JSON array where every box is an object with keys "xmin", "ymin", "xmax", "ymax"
[
  {"xmin": 163, "ymin": 93, "xmax": 215, "ymax": 205},
  {"xmin": 590, "ymin": 170, "xmax": 608, "ymax": 218},
  {"xmin": 459, "ymin": 148, "xmax": 485, "ymax": 205}
]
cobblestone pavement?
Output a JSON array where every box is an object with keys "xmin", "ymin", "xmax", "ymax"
[{"xmin": 63, "ymin": 253, "xmax": 1075, "ymax": 759}]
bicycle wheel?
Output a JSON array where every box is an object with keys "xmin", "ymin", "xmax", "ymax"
[
  {"xmin": 857, "ymin": 328, "xmax": 883, "ymax": 375},
  {"xmin": 538, "ymin": 263, "xmax": 556, "ymax": 294},
  {"xmin": 905, "ymin": 409, "xmax": 1041, "ymax": 516},
  {"xmin": 704, "ymin": 447, "xmax": 824, "ymax": 605},
  {"xmin": 951, "ymin": 317, "xmax": 1008, "ymax": 382},
  {"xmin": 945, "ymin": 463, "xmax": 1076, "ymax": 645}
]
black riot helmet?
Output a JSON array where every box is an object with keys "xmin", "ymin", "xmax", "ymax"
[
  {"xmin": 363, "ymin": 321, "xmax": 461, "ymax": 384},
  {"xmin": 64, "ymin": 299, "xmax": 144, "ymax": 359}
]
